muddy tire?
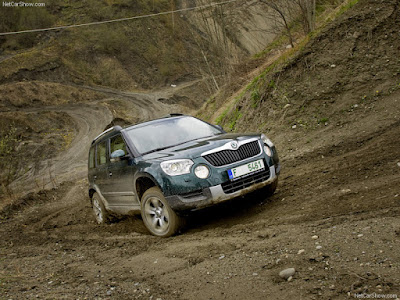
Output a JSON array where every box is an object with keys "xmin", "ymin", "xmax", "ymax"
[
  {"xmin": 92, "ymin": 192, "xmax": 111, "ymax": 224},
  {"xmin": 140, "ymin": 187, "xmax": 182, "ymax": 237}
]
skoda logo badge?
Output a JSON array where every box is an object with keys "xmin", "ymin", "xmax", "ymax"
[{"xmin": 231, "ymin": 141, "xmax": 238, "ymax": 149}]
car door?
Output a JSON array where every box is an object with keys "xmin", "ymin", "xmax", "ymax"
[
  {"xmin": 105, "ymin": 134, "xmax": 139, "ymax": 208},
  {"xmin": 94, "ymin": 140, "xmax": 111, "ymax": 204}
]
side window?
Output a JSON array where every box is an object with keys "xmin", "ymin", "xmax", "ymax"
[
  {"xmin": 89, "ymin": 146, "xmax": 95, "ymax": 169},
  {"xmin": 110, "ymin": 134, "xmax": 127, "ymax": 156},
  {"xmin": 96, "ymin": 141, "xmax": 107, "ymax": 165}
]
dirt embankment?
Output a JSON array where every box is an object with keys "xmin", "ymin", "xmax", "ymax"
[{"xmin": 0, "ymin": 0, "xmax": 400, "ymax": 299}]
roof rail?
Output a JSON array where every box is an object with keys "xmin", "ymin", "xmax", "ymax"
[
  {"xmin": 92, "ymin": 125, "xmax": 122, "ymax": 144},
  {"xmin": 162, "ymin": 113, "xmax": 184, "ymax": 118}
]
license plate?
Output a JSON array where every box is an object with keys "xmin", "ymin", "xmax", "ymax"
[{"xmin": 228, "ymin": 159, "xmax": 264, "ymax": 180}]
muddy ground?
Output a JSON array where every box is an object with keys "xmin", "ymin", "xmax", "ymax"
[
  {"xmin": 1, "ymin": 109, "xmax": 399, "ymax": 299},
  {"xmin": 1, "ymin": 84, "xmax": 399, "ymax": 299},
  {"xmin": 1, "ymin": 0, "xmax": 400, "ymax": 299}
]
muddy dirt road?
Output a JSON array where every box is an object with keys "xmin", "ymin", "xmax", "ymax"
[
  {"xmin": 1, "ymin": 87, "xmax": 400, "ymax": 299},
  {"xmin": 9, "ymin": 84, "xmax": 179, "ymax": 194}
]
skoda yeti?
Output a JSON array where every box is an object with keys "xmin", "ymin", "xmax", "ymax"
[{"xmin": 88, "ymin": 114, "xmax": 280, "ymax": 237}]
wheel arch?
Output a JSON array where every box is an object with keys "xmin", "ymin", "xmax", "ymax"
[{"xmin": 135, "ymin": 174, "xmax": 162, "ymax": 201}]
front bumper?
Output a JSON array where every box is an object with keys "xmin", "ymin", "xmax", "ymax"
[{"xmin": 166, "ymin": 163, "xmax": 279, "ymax": 211}]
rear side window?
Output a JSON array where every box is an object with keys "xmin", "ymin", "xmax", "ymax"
[
  {"xmin": 89, "ymin": 147, "xmax": 95, "ymax": 169},
  {"xmin": 110, "ymin": 134, "xmax": 127, "ymax": 156},
  {"xmin": 96, "ymin": 141, "xmax": 107, "ymax": 165}
]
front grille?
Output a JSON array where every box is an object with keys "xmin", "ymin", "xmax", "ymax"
[
  {"xmin": 221, "ymin": 168, "xmax": 270, "ymax": 194},
  {"xmin": 203, "ymin": 141, "xmax": 260, "ymax": 167}
]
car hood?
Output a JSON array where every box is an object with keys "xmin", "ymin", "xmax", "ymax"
[{"xmin": 141, "ymin": 133, "xmax": 261, "ymax": 161}]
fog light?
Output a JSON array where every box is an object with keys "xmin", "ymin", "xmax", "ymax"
[
  {"xmin": 264, "ymin": 145, "xmax": 272, "ymax": 157},
  {"xmin": 194, "ymin": 165, "xmax": 210, "ymax": 179}
]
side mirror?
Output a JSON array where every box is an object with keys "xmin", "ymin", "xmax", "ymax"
[
  {"xmin": 214, "ymin": 124, "xmax": 224, "ymax": 131},
  {"xmin": 110, "ymin": 149, "xmax": 127, "ymax": 162}
]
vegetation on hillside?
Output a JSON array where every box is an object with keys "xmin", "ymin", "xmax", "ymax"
[
  {"xmin": 197, "ymin": 0, "xmax": 364, "ymax": 130},
  {"xmin": 0, "ymin": 0, "xmax": 228, "ymax": 90}
]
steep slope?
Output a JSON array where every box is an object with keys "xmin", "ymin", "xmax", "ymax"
[
  {"xmin": 210, "ymin": 0, "xmax": 399, "ymax": 158},
  {"xmin": 0, "ymin": 0, "xmax": 282, "ymax": 198}
]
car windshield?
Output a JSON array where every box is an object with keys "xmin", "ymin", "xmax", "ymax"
[{"xmin": 125, "ymin": 116, "xmax": 223, "ymax": 154}]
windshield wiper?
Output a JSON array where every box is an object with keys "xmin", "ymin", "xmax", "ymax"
[
  {"xmin": 141, "ymin": 146, "xmax": 172, "ymax": 155},
  {"xmin": 141, "ymin": 135, "xmax": 217, "ymax": 155}
]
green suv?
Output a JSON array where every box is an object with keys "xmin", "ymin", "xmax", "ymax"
[{"xmin": 88, "ymin": 114, "xmax": 280, "ymax": 237}]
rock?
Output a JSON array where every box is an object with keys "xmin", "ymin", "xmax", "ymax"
[
  {"xmin": 292, "ymin": 124, "xmax": 297, "ymax": 129},
  {"xmin": 357, "ymin": 234, "xmax": 364, "ymax": 238},
  {"xmin": 286, "ymin": 44, "xmax": 292, "ymax": 49},
  {"xmin": 287, "ymin": 276, "xmax": 293, "ymax": 282},
  {"xmin": 330, "ymin": 64, "xmax": 336, "ymax": 68},
  {"xmin": 316, "ymin": 245, "xmax": 322, "ymax": 250},
  {"xmin": 279, "ymin": 268, "xmax": 295, "ymax": 280},
  {"xmin": 298, "ymin": 249, "xmax": 305, "ymax": 255},
  {"xmin": 283, "ymin": 104, "xmax": 291, "ymax": 109},
  {"xmin": 312, "ymin": 235, "xmax": 319, "ymax": 240}
]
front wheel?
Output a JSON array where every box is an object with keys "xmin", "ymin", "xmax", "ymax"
[{"xmin": 141, "ymin": 187, "xmax": 182, "ymax": 237}]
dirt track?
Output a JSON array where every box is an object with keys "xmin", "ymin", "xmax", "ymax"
[
  {"xmin": 1, "ymin": 86, "xmax": 399, "ymax": 298},
  {"xmin": 1, "ymin": 0, "xmax": 400, "ymax": 299},
  {"xmin": 9, "ymin": 84, "xmax": 178, "ymax": 193}
]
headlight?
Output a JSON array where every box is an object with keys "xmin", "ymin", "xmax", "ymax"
[
  {"xmin": 160, "ymin": 159, "xmax": 193, "ymax": 176},
  {"xmin": 261, "ymin": 134, "xmax": 274, "ymax": 148},
  {"xmin": 264, "ymin": 145, "xmax": 272, "ymax": 157},
  {"xmin": 194, "ymin": 165, "xmax": 210, "ymax": 179}
]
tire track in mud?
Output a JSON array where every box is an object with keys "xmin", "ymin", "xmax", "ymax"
[
  {"xmin": 10, "ymin": 84, "xmax": 178, "ymax": 195},
  {"xmin": 11, "ymin": 104, "xmax": 113, "ymax": 193},
  {"xmin": 69, "ymin": 84, "xmax": 177, "ymax": 121}
]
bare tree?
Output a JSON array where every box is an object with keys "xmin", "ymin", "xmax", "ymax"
[
  {"xmin": 259, "ymin": 0, "xmax": 295, "ymax": 47},
  {"xmin": 259, "ymin": 0, "xmax": 316, "ymax": 47},
  {"xmin": 182, "ymin": 0, "xmax": 239, "ymax": 92},
  {"xmin": 294, "ymin": 0, "xmax": 316, "ymax": 33}
]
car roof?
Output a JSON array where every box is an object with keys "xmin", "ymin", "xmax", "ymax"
[{"xmin": 122, "ymin": 114, "xmax": 188, "ymax": 132}]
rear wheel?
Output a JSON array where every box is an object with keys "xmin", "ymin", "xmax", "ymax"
[
  {"xmin": 141, "ymin": 187, "xmax": 182, "ymax": 237},
  {"xmin": 92, "ymin": 192, "xmax": 110, "ymax": 224}
]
